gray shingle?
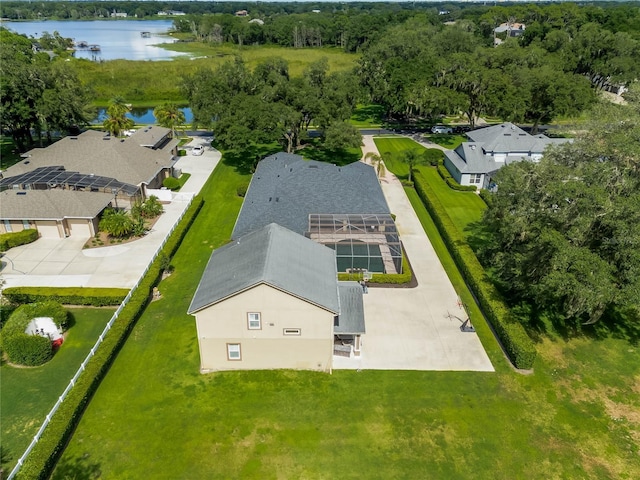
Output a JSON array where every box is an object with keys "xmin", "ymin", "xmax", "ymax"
[
  {"xmin": 232, "ymin": 154, "xmax": 390, "ymax": 239},
  {"xmin": 335, "ymin": 282, "xmax": 365, "ymax": 334},
  {"xmin": 6, "ymin": 129, "xmax": 175, "ymax": 187},
  {"xmin": 188, "ymin": 223, "xmax": 340, "ymax": 315},
  {"xmin": 0, "ymin": 189, "xmax": 113, "ymax": 220}
]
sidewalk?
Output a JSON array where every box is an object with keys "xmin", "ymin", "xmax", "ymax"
[
  {"xmin": 1, "ymin": 145, "xmax": 220, "ymax": 289},
  {"xmin": 333, "ymin": 136, "xmax": 493, "ymax": 371}
]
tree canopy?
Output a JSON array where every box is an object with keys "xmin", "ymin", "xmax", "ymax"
[{"xmin": 480, "ymin": 84, "xmax": 640, "ymax": 330}]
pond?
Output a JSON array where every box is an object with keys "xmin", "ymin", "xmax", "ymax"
[
  {"xmin": 4, "ymin": 19, "xmax": 186, "ymax": 61},
  {"xmin": 94, "ymin": 106, "xmax": 193, "ymax": 125}
]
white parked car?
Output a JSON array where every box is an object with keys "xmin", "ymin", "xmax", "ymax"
[
  {"xmin": 191, "ymin": 145, "xmax": 204, "ymax": 156},
  {"xmin": 431, "ymin": 125, "xmax": 453, "ymax": 134}
]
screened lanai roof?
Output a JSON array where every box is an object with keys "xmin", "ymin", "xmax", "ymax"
[
  {"xmin": 0, "ymin": 166, "xmax": 139, "ymax": 196},
  {"xmin": 307, "ymin": 213, "xmax": 402, "ymax": 274}
]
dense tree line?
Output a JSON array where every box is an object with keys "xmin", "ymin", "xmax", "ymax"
[
  {"xmin": 479, "ymin": 85, "xmax": 640, "ymax": 331},
  {"xmin": 0, "ymin": 28, "xmax": 92, "ymax": 151},
  {"xmin": 182, "ymin": 57, "xmax": 361, "ymax": 160}
]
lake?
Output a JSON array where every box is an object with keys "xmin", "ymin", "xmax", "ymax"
[
  {"xmin": 95, "ymin": 107, "xmax": 193, "ymax": 125},
  {"xmin": 4, "ymin": 19, "xmax": 186, "ymax": 61}
]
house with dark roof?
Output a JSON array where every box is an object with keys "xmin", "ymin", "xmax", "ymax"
[
  {"xmin": 188, "ymin": 223, "xmax": 364, "ymax": 373},
  {"xmin": 0, "ymin": 127, "xmax": 178, "ymax": 238},
  {"xmin": 443, "ymin": 122, "xmax": 572, "ymax": 189},
  {"xmin": 233, "ymin": 153, "xmax": 402, "ymax": 274}
]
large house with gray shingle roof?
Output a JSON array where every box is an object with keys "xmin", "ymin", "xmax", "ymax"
[
  {"xmin": 443, "ymin": 122, "xmax": 572, "ymax": 189},
  {"xmin": 233, "ymin": 153, "xmax": 402, "ymax": 274},
  {"xmin": 0, "ymin": 127, "xmax": 178, "ymax": 238},
  {"xmin": 188, "ymin": 223, "xmax": 364, "ymax": 372}
]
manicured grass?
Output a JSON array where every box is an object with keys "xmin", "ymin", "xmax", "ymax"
[
  {"xmin": 176, "ymin": 172, "xmax": 191, "ymax": 190},
  {"xmin": 0, "ymin": 308, "xmax": 114, "ymax": 468},
  {"xmin": 424, "ymin": 133, "xmax": 466, "ymax": 149},
  {"xmin": 0, "ymin": 136, "xmax": 23, "ymax": 170},
  {"xmin": 74, "ymin": 45, "xmax": 357, "ymax": 105},
  {"xmin": 50, "ymin": 148, "xmax": 640, "ymax": 479},
  {"xmin": 374, "ymin": 137, "xmax": 486, "ymax": 235}
]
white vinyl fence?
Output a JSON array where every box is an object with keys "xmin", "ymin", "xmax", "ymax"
[{"xmin": 8, "ymin": 196, "xmax": 194, "ymax": 479}]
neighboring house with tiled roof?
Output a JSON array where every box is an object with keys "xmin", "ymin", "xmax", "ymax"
[
  {"xmin": 232, "ymin": 153, "xmax": 402, "ymax": 274},
  {"xmin": 0, "ymin": 189, "xmax": 113, "ymax": 238},
  {"xmin": 0, "ymin": 127, "xmax": 178, "ymax": 238},
  {"xmin": 443, "ymin": 122, "xmax": 572, "ymax": 189},
  {"xmin": 188, "ymin": 223, "xmax": 364, "ymax": 373}
]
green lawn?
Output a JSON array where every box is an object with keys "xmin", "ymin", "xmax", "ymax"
[
  {"xmin": 350, "ymin": 104, "xmax": 385, "ymax": 128},
  {"xmin": 374, "ymin": 137, "xmax": 486, "ymax": 236},
  {"xmin": 49, "ymin": 148, "xmax": 640, "ymax": 479},
  {"xmin": 0, "ymin": 308, "xmax": 114, "ymax": 468},
  {"xmin": 424, "ymin": 133, "xmax": 466, "ymax": 150}
]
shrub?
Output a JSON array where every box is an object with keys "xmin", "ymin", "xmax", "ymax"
[
  {"xmin": 236, "ymin": 183, "xmax": 249, "ymax": 197},
  {"xmin": 99, "ymin": 209, "xmax": 135, "ymax": 238},
  {"xmin": 413, "ymin": 172, "xmax": 536, "ymax": 369},
  {"xmin": 424, "ymin": 149, "xmax": 445, "ymax": 166},
  {"xmin": 437, "ymin": 164, "xmax": 478, "ymax": 192},
  {"xmin": 2, "ymin": 287, "xmax": 129, "ymax": 306},
  {"xmin": 177, "ymin": 149, "xmax": 187, "ymax": 156},
  {"xmin": 0, "ymin": 301, "xmax": 67, "ymax": 367},
  {"xmin": 0, "ymin": 229, "xmax": 39, "ymax": 252},
  {"xmin": 478, "ymin": 189, "xmax": 493, "ymax": 206},
  {"xmin": 15, "ymin": 196, "xmax": 204, "ymax": 479},
  {"xmin": 338, "ymin": 252, "xmax": 413, "ymax": 285},
  {"xmin": 162, "ymin": 177, "xmax": 180, "ymax": 191}
]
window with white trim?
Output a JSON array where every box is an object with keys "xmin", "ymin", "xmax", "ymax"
[
  {"xmin": 227, "ymin": 343, "xmax": 241, "ymax": 361},
  {"xmin": 283, "ymin": 328, "xmax": 301, "ymax": 336},
  {"xmin": 247, "ymin": 312, "xmax": 261, "ymax": 330},
  {"xmin": 4, "ymin": 220, "xmax": 12, "ymax": 233},
  {"xmin": 22, "ymin": 220, "xmax": 30, "ymax": 229},
  {"xmin": 470, "ymin": 174, "xmax": 482, "ymax": 184}
]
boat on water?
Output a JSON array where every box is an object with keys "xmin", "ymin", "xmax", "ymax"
[
  {"xmin": 88, "ymin": 44, "xmax": 101, "ymax": 52},
  {"xmin": 76, "ymin": 40, "xmax": 88, "ymax": 48}
]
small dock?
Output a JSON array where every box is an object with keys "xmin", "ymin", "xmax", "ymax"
[
  {"xmin": 75, "ymin": 40, "xmax": 88, "ymax": 49},
  {"xmin": 88, "ymin": 44, "xmax": 101, "ymax": 52}
]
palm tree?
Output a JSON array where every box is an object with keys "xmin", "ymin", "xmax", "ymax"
[
  {"xmin": 153, "ymin": 103, "xmax": 186, "ymax": 138},
  {"xmin": 364, "ymin": 151, "xmax": 386, "ymax": 180},
  {"xmin": 103, "ymin": 96, "xmax": 133, "ymax": 137},
  {"xmin": 400, "ymin": 149, "xmax": 426, "ymax": 183}
]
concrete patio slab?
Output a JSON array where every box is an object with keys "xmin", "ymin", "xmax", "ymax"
[{"xmin": 333, "ymin": 136, "xmax": 493, "ymax": 372}]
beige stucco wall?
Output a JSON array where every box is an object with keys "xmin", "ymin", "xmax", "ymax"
[
  {"xmin": 194, "ymin": 283, "xmax": 335, "ymax": 372},
  {"xmin": 0, "ymin": 220, "xmax": 31, "ymax": 235}
]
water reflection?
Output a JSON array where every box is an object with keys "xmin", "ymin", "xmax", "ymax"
[
  {"xmin": 94, "ymin": 107, "xmax": 193, "ymax": 125},
  {"xmin": 5, "ymin": 20, "xmax": 186, "ymax": 61}
]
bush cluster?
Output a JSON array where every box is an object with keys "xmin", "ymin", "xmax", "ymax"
[
  {"xmin": 0, "ymin": 301, "xmax": 67, "ymax": 367},
  {"xmin": 337, "ymin": 253, "xmax": 412, "ymax": 285},
  {"xmin": 236, "ymin": 183, "xmax": 249, "ymax": 197},
  {"xmin": 2, "ymin": 287, "xmax": 129, "ymax": 306},
  {"xmin": 413, "ymin": 172, "xmax": 536, "ymax": 369},
  {"xmin": 16, "ymin": 195, "xmax": 204, "ymax": 479},
  {"xmin": 162, "ymin": 177, "xmax": 181, "ymax": 191},
  {"xmin": 424, "ymin": 149, "xmax": 445, "ymax": 166},
  {"xmin": 0, "ymin": 229, "xmax": 39, "ymax": 252},
  {"xmin": 437, "ymin": 164, "xmax": 478, "ymax": 192}
]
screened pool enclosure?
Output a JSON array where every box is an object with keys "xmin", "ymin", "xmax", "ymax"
[{"xmin": 307, "ymin": 214, "xmax": 402, "ymax": 274}]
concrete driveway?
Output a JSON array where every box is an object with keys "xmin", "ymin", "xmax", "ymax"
[
  {"xmin": 0, "ymin": 139, "xmax": 219, "ymax": 289},
  {"xmin": 332, "ymin": 136, "xmax": 493, "ymax": 372}
]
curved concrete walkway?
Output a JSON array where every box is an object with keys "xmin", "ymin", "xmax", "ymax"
[
  {"xmin": 332, "ymin": 136, "xmax": 493, "ymax": 371},
  {"xmin": 1, "ymin": 141, "xmax": 220, "ymax": 289}
]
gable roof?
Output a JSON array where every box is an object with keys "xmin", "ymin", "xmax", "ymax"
[
  {"xmin": 0, "ymin": 189, "xmax": 113, "ymax": 220},
  {"xmin": 466, "ymin": 122, "xmax": 570, "ymax": 154},
  {"xmin": 5, "ymin": 128, "xmax": 177, "ymax": 187},
  {"xmin": 232, "ymin": 153, "xmax": 390, "ymax": 239},
  {"xmin": 188, "ymin": 223, "xmax": 340, "ymax": 315}
]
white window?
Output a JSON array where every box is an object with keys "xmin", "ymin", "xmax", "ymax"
[
  {"xmin": 283, "ymin": 328, "xmax": 301, "ymax": 336},
  {"xmin": 22, "ymin": 220, "xmax": 30, "ymax": 229},
  {"xmin": 227, "ymin": 343, "xmax": 241, "ymax": 361},
  {"xmin": 470, "ymin": 174, "xmax": 482, "ymax": 184},
  {"xmin": 247, "ymin": 312, "xmax": 261, "ymax": 330},
  {"xmin": 4, "ymin": 220, "xmax": 12, "ymax": 233}
]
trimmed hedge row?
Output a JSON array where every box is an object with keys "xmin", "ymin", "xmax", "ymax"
[
  {"xmin": 0, "ymin": 302, "xmax": 67, "ymax": 366},
  {"xmin": 2, "ymin": 287, "xmax": 129, "ymax": 306},
  {"xmin": 413, "ymin": 172, "xmax": 536, "ymax": 369},
  {"xmin": 0, "ymin": 229, "xmax": 39, "ymax": 252},
  {"xmin": 16, "ymin": 195, "xmax": 204, "ymax": 479},
  {"xmin": 437, "ymin": 164, "xmax": 478, "ymax": 192},
  {"xmin": 337, "ymin": 253, "xmax": 412, "ymax": 285}
]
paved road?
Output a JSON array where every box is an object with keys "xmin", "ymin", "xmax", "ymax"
[
  {"xmin": 333, "ymin": 136, "xmax": 493, "ymax": 371},
  {"xmin": 0, "ymin": 140, "xmax": 220, "ymax": 289}
]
